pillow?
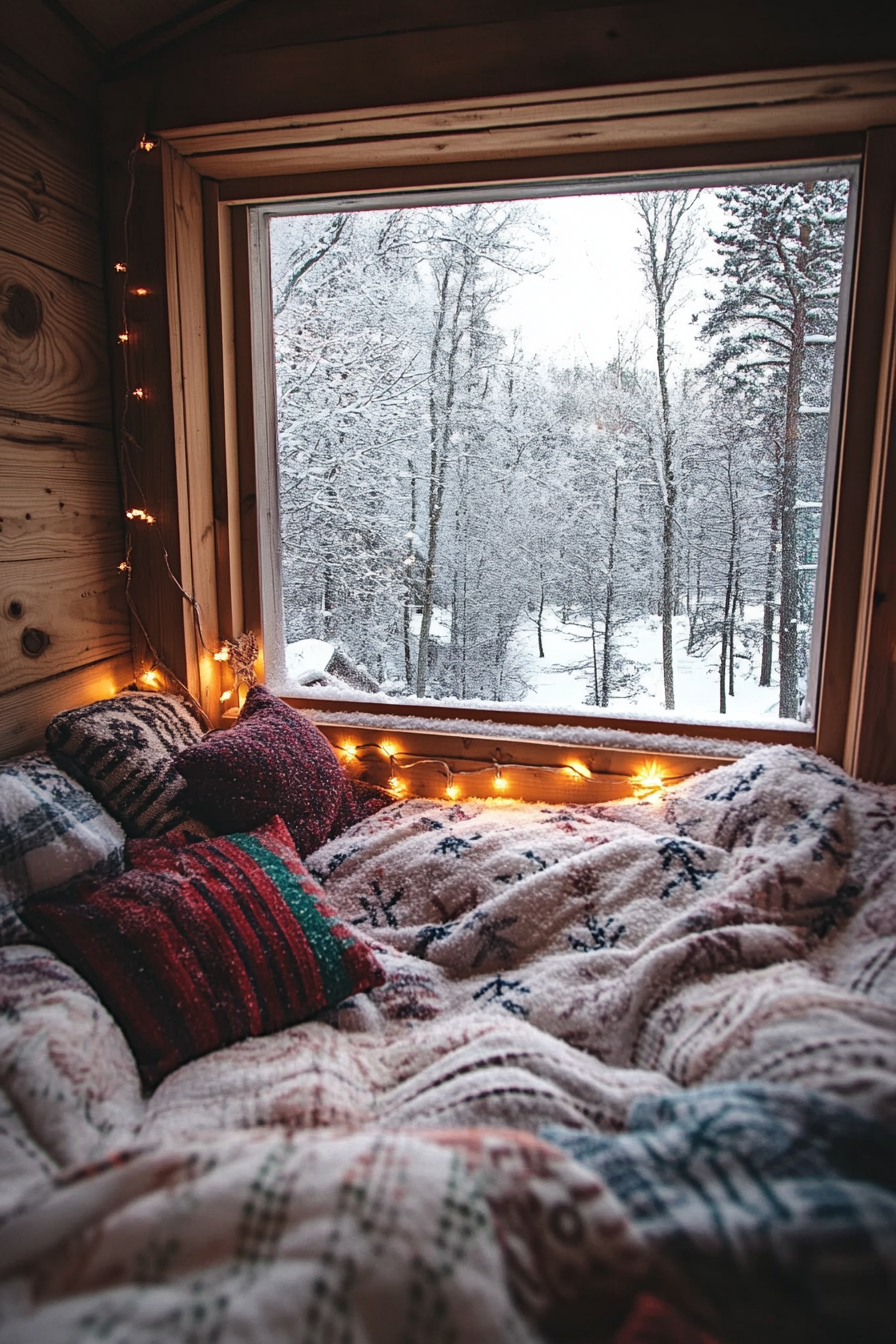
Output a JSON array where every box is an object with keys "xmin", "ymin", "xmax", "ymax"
[
  {"xmin": 0, "ymin": 752, "xmax": 125, "ymax": 945},
  {"xmin": 46, "ymin": 692, "xmax": 208, "ymax": 838},
  {"xmin": 22, "ymin": 815, "xmax": 385, "ymax": 1084},
  {"xmin": 174, "ymin": 685, "xmax": 390, "ymax": 857}
]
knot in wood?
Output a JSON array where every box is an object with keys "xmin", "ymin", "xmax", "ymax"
[
  {"xmin": 2, "ymin": 284, "xmax": 43, "ymax": 339},
  {"xmin": 21, "ymin": 627, "xmax": 50, "ymax": 658}
]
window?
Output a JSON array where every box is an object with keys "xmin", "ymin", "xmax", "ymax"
[
  {"xmin": 153, "ymin": 71, "xmax": 896, "ymax": 774},
  {"xmin": 251, "ymin": 165, "xmax": 857, "ymax": 730}
]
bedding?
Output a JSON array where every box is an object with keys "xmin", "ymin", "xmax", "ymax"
[
  {"xmin": 0, "ymin": 753, "xmax": 125, "ymax": 946},
  {"xmin": 0, "ymin": 742, "xmax": 893, "ymax": 1341},
  {"xmin": 46, "ymin": 692, "xmax": 207, "ymax": 838},
  {"xmin": 545, "ymin": 1083, "xmax": 896, "ymax": 1344},
  {"xmin": 175, "ymin": 685, "xmax": 391, "ymax": 855},
  {"xmin": 22, "ymin": 816, "xmax": 385, "ymax": 1085}
]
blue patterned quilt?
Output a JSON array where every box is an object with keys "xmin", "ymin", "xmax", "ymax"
[{"xmin": 545, "ymin": 1083, "xmax": 896, "ymax": 1343}]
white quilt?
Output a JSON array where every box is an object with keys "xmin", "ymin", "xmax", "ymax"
[{"xmin": 0, "ymin": 745, "xmax": 894, "ymax": 1341}]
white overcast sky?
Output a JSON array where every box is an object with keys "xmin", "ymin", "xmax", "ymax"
[
  {"xmin": 270, "ymin": 187, "xmax": 731, "ymax": 370},
  {"xmin": 489, "ymin": 188, "xmax": 728, "ymax": 369}
]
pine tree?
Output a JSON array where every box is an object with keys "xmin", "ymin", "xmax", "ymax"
[{"xmin": 702, "ymin": 181, "xmax": 848, "ymax": 717}]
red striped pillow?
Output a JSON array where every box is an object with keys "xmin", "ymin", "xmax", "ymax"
[{"xmin": 22, "ymin": 816, "xmax": 385, "ymax": 1085}]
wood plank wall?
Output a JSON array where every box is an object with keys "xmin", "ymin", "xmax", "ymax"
[
  {"xmin": 0, "ymin": 5, "xmax": 132, "ymax": 758},
  {"xmin": 116, "ymin": 0, "xmax": 896, "ymax": 132}
]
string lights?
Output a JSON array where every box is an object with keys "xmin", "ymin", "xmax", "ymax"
[
  {"xmin": 216, "ymin": 631, "xmax": 260, "ymax": 705},
  {"xmin": 111, "ymin": 127, "xmax": 261, "ymax": 733},
  {"xmin": 336, "ymin": 740, "xmax": 663, "ymax": 802},
  {"xmin": 630, "ymin": 760, "xmax": 666, "ymax": 800}
]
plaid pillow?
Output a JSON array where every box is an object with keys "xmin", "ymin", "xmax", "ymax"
[
  {"xmin": 46, "ymin": 692, "xmax": 208, "ymax": 838},
  {"xmin": 23, "ymin": 816, "xmax": 386, "ymax": 1085},
  {"xmin": 175, "ymin": 685, "xmax": 390, "ymax": 857},
  {"xmin": 0, "ymin": 753, "xmax": 125, "ymax": 945}
]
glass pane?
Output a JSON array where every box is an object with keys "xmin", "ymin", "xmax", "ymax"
[{"xmin": 268, "ymin": 173, "xmax": 852, "ymax": 724}]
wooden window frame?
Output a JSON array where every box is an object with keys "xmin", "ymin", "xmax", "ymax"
[{"xmin": 155, "ymin": 61, "xmax": 896, "ymax": 778}]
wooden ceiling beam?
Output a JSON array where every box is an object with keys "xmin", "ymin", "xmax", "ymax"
[{"xmin": 103, "ymin": 0, "xmax": 252, "ymax": 69}]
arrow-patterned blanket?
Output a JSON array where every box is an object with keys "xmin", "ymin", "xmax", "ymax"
[{"xmin": 0, "ymin": 745, "xmax": 894, "ymax": 1341}]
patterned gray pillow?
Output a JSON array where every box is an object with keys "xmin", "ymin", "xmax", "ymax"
[
  {"xmin": 46, "ymin": 693, "xmax": 208, "ymax": 838},
  {"xmin": 0, "ymin": 753, "xmax": 125, "ymax": 944}
]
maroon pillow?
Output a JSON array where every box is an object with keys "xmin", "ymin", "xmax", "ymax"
[
  {"xmin": 174, "ymin": 686, "xmax": 390, "ymax": 856},
  {"xmin": 23, "ymin": 815, "xmax": 385, "ymax": 1085}
]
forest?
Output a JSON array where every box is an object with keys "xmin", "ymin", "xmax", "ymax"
[{"xmin": 270, "ymin": 176, "xmax": 849, "ymax": 723}]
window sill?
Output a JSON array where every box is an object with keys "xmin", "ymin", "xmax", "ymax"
[{"xmin": 280, "ymin": 689, "xmax": 816, "ymax": 753}]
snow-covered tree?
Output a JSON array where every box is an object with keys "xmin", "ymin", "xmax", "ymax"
[
  {"xmin": 702, "ymin": 180, "xmax": 848, "ymax": 717},
  {"xmin": 268, "ymin": 178, "xmax": 850, "ymax": 722},
  {"xmin": 633, "ymin": 190, "xmax": 702, "ymax": 710}
]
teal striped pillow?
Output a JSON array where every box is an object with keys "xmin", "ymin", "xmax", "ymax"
[{"xmin": 23, "ymin": 815, "xmax": 385, "ymax": 1084}]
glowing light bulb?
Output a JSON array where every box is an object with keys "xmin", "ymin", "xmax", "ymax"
[
  {"xmin": 379, "ymin": 740, "xmax": 398, "ymax": 759},
  {"xmin": 445, "ymin": 783, "xmax": 459, "ymax": 800},
  {"xmin": 213, "ymin": 647, "xmax": 230, "ymax": 662},
  {"xmin": 118, "ymin": 560, "xmax": 130, "ymax": 572},
  {"xmin": 132, "ymin": 387, "xmax": 146, "ymax": 399},
  {"xmin": 493, "ymin": 766, "xmax": 507, "ymax": 791},
  {"xmin": 565, "ymin": 760, "xmax": 592, "ymax": 780},
  {"xmin": 138, "ymin": 136, "xmax": 156, "ymax": 152},
  {"xmin": 114, "ymin": 262, "xmax": 127, "ymax": 273},
  {"xmin": 631, "ymin": 760, "xmax": 665, "ymax": 800},
  {"xmin": 118, "ymin": 331, "xmax": 129, "ymax": 343},
  {"xmin": 341, "ymin": 743, "xmax": 357, "ymax": 759},
  {"xmin": 133, "ymin": 287, "xmax": 149, "ymax": 297},
  {"xmin": 126, "ymin": 508, "xmax": 155, "ymax": 523},
  {"xmin": 141, "ymin": 669, "xmax": 160, "ymax": 687},
  {"xmin": 387, "ymin": 776, "xmax": 405, "ymax": 796},
  {"xmin": 220, "ymin": 689, "xmax": 233, "ymax": 703}
]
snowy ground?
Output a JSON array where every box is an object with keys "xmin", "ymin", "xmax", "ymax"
[
  {"xmin": 285, "ymin": 638, "xmax": 334, "ymax": 681},
  {"xmin": 511, "ymin": 605, "xmax": 783, "ymax": 722},
  {"xmin": 286, "ymin": 603, "xmax": 791, "ymax": 726}
]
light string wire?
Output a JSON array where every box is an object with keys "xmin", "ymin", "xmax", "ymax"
[
  {"xmin": 115, "ymin": 134, "xmax": 232, "ymax": 731},
  {"xmin": 341, "ymin": 742, "xmax": 686, "ymax": 799}
]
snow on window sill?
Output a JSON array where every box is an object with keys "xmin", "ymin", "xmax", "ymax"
[{"xmin": 282, "ymin": 692, "xmax": 811, "ymax": 760}]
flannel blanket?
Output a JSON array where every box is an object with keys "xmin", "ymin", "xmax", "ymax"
[{"xmin": 0, "ymin": 745, "xmax": 894, "ymax": 1341}]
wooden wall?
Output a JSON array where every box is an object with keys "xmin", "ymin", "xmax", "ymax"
[
  {"xmin": 0, "ymin": 5, "xmax": 132, "ymax": 758},
  {"xmin": 108, "ymin": 0, "xmax": 896, "ymax": 131}
]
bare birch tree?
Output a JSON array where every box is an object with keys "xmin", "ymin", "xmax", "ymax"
[{"xmin": 633, "ymin": 190, "xmax": 702, "ymax": 710}]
